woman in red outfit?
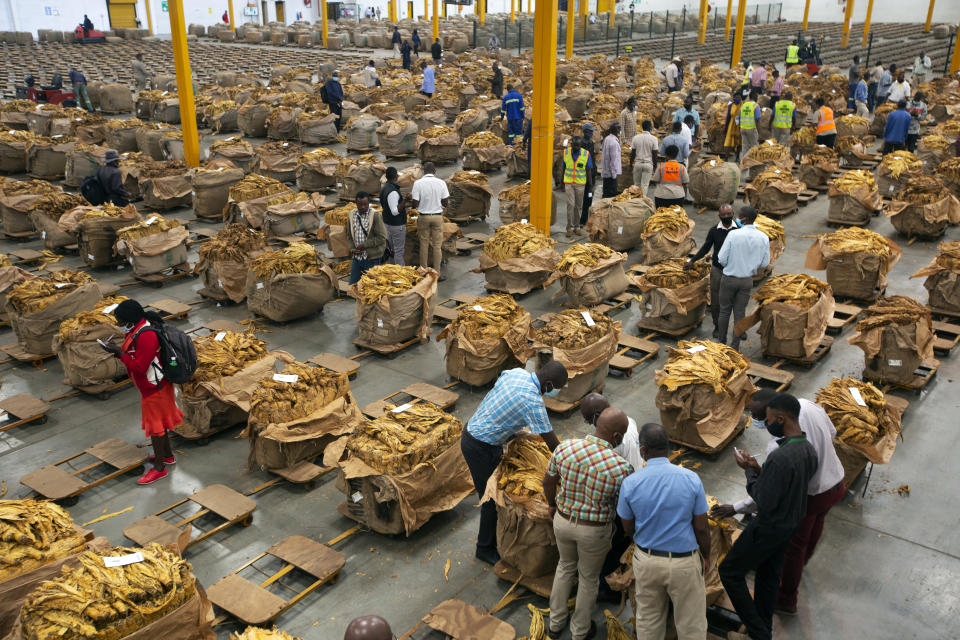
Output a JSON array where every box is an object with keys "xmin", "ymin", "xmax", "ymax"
[{"xmin": 101, "ymin": 299, "xmax": 183, "ymax": 485}]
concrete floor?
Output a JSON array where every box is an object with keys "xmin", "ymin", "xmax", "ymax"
[{"xmin": 3, "ymin": 79, "xmax": 960, "ymax": 640}]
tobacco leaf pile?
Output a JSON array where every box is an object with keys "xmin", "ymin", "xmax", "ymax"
[
  {"xmin": 657, "ymin": 339, "xmax": 749, "ymax": 393},
  {"xmin": 753, "ymin": 273, "xmax": 830, "ymax": 310},
  {"xmin": 346, "ymin": 403, "xmax": 463, "ymax": 475},
  {"xmin": 249, "ymin": 362, "xmax": 349, "ymax": 425},
  {"xmin": 534, "ymin": 308, "xmax": 614, "ymax": 349},
  {"xmin": 816, "ymin": 377, "xmax": 888, "ymax": 445},
  {"xmin": 0, "ymin": 499, "xmax": 87, "ymax": 583}
]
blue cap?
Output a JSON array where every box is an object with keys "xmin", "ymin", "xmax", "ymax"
[{"xmin": 582, "ymin": 123, "xmax": 595, "ymax": 132}]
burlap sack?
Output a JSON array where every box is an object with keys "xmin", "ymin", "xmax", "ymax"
[
  {"xmin": 877, "ymin": 164, "xmax": 914, "ymax": 197},
  {"xmin": 208, "ymin": 108, "xmax": 239, "ymax": 134},
  {"xmin": 585, "ymin": 195, "xmax": 655, "ymax": 251},
  {"xmin": 0, "ymin": 139, "xmax": 27, "ymax": 173},
  {"xmin": 266, "ymin": 107, "xmax": 301, "ymax": 140},
  {"xmin": 154, "ymin": 98, "xmax": 180, "ymax": 124},
  {"xmin": 252, "ymin": 142, "xmax": 301, "ymax": 182},
  {"xmin": 75, "ymin": 124, "xmax": 107, "ymax": 145},
  {"xmin": 461, "ymin": 144, "xmax": 508, "ymax": 171},
  {"xmin": 74, "ymin": 207, "xmax": 141, "ymax": 267},
  {"xmin": 0, "ymin": 267, "xmax": 35, "ymax": 323},
  {"xmin": 245, "ymin": 393, "xmax": 363, "ymax": 470},
  {"xmin": 9, "ymin": 282, "xmax": 102, "ymax": 355},
  {"xmin": 557, "ymin": 87, "xmax": 595, "ymax": 119},
  {"xmin": 227, "ymin": 187, "xmax": 294, "ymax": 229},
  {"xmin": 417, "ymin": 132, "xmax": 460, "ymax": 164},
  {"xmin": 641, "ymin": 218, "xmax": 696, "ymax": 265},
  {"xmin": 246, "ymin": 266, "xmax": 337, "ymax": 322},
  {"xmin": 446, "ymin": 174, "xmax": 493, "ymax": 222},
  {"xmin": 912, "ymin": 257, "xmax": 960, "ymax": 313},
  {"xmin": 135, "ymin": 127, "xmax": 170, "ymax": 160},
  {"xmin": 209, "ymin": 140, "xmax": 255, "ymax": 173},
  {"xmin": 263, "ymin": 193, "xmax": 325, "ymax": 237},
  {"xmin": 745, "ymin": 178, "xmax": 804, "ymax": 216},
  {"xmin": 191, "ymin": 166, "xmax": 244, "ymax": 219},
  {"xmin": 377, "ymin": 120, "xmax": 419, "ymax": 158},
  {"xmin": 885, "ymin": 196, "xmax": 960, "ymax": 239},
  {"xmin": 350, "ymin": 268, "xmax": 438, "ymax": 347},
  {"xmin": 25, "ymin": 110, "xmax": 54, "ymax": 135},
  {"xmin": 336, "ymin": 159, "xmax": 386, "ymax": 201},
  {"xmin": 654, "ymin": 369, "xmax": 755, "ymax": 450},
  {"xmin": 806, "ymin": 236, "xmax": 902, "ymax": 301},
  {"xmin": 532, "ymin": 317, "xmax": 621, "ymax": 404},
  {"xmin": 834, "ymin": 397, "xmax": 904, "ymax": 474},
  {"xmin": 296, "ymin": 156, "xmax": 339, "ymax": 192},
  {"xmin": 26, "ymin": 140, "xmax": 72, "ymax": 179},
  {"xmin": 29, "ymin": 211, "xmax": 75, "ymax": 250},
  {"xmin": 836, "ymin": 117, "xmax": 869, "ymax": 138},
  {"xmin": 757, "ymin": 290, "xmax": 834, "ymax": 359},
  {"xmin": 475, "ymin": 246, "xmax": 559, "ymax": 294},
  {"xmin": 297, "ymin": 114, "xmax": 339, "ymax": 144},
  {"xmin": 346, "ymin": 114, "xmax": 382, "ymax": 151},
  {"xmin": 453, "ymin": 109, "xmax": 489, "ymax": 140},
  {"xmin": 64, "ymin": 144, "xmax": 109, "ymax": 187},
  {"xmin": 116, "ymin": 226, "xmax": 190, "ymax": 277},
  {"xmin": 327, "ymin": 437, "xmax": 474, "ymax": 536},
  {"xmin": 53, "ymin": 321, "xmax": 127, "ymax": 387},
  {"xmin": 141, "ymin": 174, "xmax": 192, "ymax": 209},
  {"xmin": 497, "ymin": 188, "xmax": 558, "ymax": 226},
  {"xmin": 546, "ymin": 252, "xmax": 631, "ymax": 308},
  {"xmin": 0, "ymin": 111, "xmax": 27, "ymax": 131},
  {"xmin": 827, "ymin": 184, "xmax": 881, "ymax": 225},
  {"xmin": 916, "ymin": 138, "xmax": 949, "ymax": 169},
  {"xmin": 104, "ymin": 124, "xmax": 139, "ymax": 152},
  {"xmin": 634, "ymin": 272, "xmax": 709, "ymax": 332},
  {"xmin": 178, "ymin": 352, "xmax": 291, "ymax": 439},
  {"xmin": 238, "ymin": 103, "xmax": 270, "ymax": 138},
  {"xmin": 689, "ymin": 158, "xmax": 740, "ymax": 207},
  {"xmin": 1, "ymin": 193, "xmax": 47, "ymax": 236},
  {"xmin": 410, "ymin": 108, "xmax": 446, "ymax": 132},
  {"xmin": 851, "ymin": 317, "xmax": 934, "ymax": 385},
  {"xmin": 437, "ymin": 308, "xmax": 534, "ymax": 386}
]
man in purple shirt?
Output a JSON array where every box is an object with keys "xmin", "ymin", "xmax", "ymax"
[
  {"xmin": 883, "ymin": 100, "xmax": 912, "ymax": 154},
  {"xmin": 601, "ymin": 123, "xmax": 623, "ymax": 198},
  {"xmin": 750, "ymin": 61, "xmax": 767, "ymax": 94},
  {"xmin": 768, "ymin": 69, "xmax": 784, "ymax": 112}
]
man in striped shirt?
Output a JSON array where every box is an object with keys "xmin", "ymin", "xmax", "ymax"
[
  {"xmin": 544, "ymin": 408, "xmax": 633, "ymax": 640},
  {"xmin": 462, "ymin": 362, "xmax": 567, "ymax": 565}
]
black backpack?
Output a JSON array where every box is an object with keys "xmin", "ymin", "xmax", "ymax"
[
  {"xmin": 319, "ymin": 84, "xmax": 329, "ymax": 103},
  {"xmin": 133, "ymin": 323, "xmax": 198, "ymax": 385},
  {"xmin": 80, "ymin": 174, "xmax": 106, "ymax": 205}
]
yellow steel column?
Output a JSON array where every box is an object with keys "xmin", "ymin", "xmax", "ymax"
[
  {"xmin": 579, "ymin": 0, "xmax": 586, "ymax": 17},
  {"xmin": 433, "ymin": 0, "xmax": 439, "ymax": 40},
  {"xmin": 565, "ymin": 0, "xmax": 574, "ymax": 58},
  {"xmin": 951, "ymin": 22, "xmax": 960, "ymax": 73},
  {"xmin": 530, "ymin": 0, "xmax": 557, "ymax": 235},
  {"xmin": 479, "ymin": 0, "xmax": 485, "ymax": 25},
  {"xmin": 227, "ymin": 0, "xmax": 235, "ymax": 30},
  {"xmin": 527, "ymin": 0, "xmax": 531, "ymax": 14},
  {"xmin": 697, "ymin": 0, "xmax": 707, "ymax": 44},
  {"xmin": 861, "ymin": 0, "xmax": 873, "ymax": 47},
  {"xmin": 731, "ymin": 0, "xmax": 746, "ymax": 67},
  {"xmin": 841, "ymin": 0, "xmax": 854, "ymax": 48},
  {"xmin": 424, "ymin": 0, "xmax": 428, "ymax": 20},
  {"xmin": 145, "ymin": 0, "xmax": 154, "ymax": 35},
  {"xmin": 609, "ymin": 2, "xmax": 615, "ymax": 29},
  {"xmin": 924, "ymin": 0, "xmax": 935, "ymax": 32},
  {"xmin": 321, "ymin": 0, "xmax": 328, "ymax": 46},
  {"xmin": 443, "ymin": 1, "xmax": 447, "ymax": 18},
  {"xmin": 511, "ymin": 0, "xmax": 516, "ymax": 23},
  {"xmin": 724, "ymin": 0, "xmax": 732, "ymax": 41},
  {"xmin": 802, "ymin": 0, "xmax": 810, "ymax": 31},
  {"xmin": 167, "ymin": 0, "xmax": 199, "ymax": 168}
]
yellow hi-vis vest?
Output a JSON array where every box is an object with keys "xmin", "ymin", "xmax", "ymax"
[
  {"xmin": 786, "ymin": 44, "xmax": 799, "ymax": 64},
  {"xmin": 773, "ymin": 100, "xmax": 795, "ymax": 129},
  {"xmin": 739, "ymin": 101, "xmax": 757, "ymax": 130},
  {"xmin": 563, "ymin": 147, "xmax": 589, "ymax": 185}
]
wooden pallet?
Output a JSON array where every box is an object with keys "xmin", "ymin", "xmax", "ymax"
[
  {"xmin": 636, "ymin": 317, "xmax": 702, "ymax": 338},
  {"xmin": 768, "ymin": 336, "xmax": 834, "ymax": 367},
  {"xmin": 826, "ymin": 302, "xmax": 864, "ymax": 335},
  {"xmin": 207, "ymin": 535, "xmax": 345, "ymax": 626},
  {"xmin": 930, "ymin": 306, "xmax": 960, "ymax": 322},
  {"xmin": 932, "ymin": 321, "xmax": 960, "ymax": 356},
  {"xmin": 20, "ymin": 438, "xmax": 147, "ymax": 503},
  {"xmin": 0, "ymin": 343, "xmax": 55, "ymax": 367},
  {"xmin": 867, "ymin": 358, "xmax": 939, "ymax": 395},
  {"xmin": 492, "ymin": 560, "xmax": 553, "ymax": 598},
  {"xmin": 834, "ymin": 287, "xmax": 885, "ymax": 306},
  {"xmin": 119, "ymin": 267, "xmax": 195, "ymax": 289},
  {"xmin": 361, "ymin": 382, "xmax": 459, "ymax": 419},
  {"xmin": 591, "ymin": 291, "xmax": 634, "ymax": 316},
  {"xmin": 669, "ymin": 416, "xmax": 748, "ymax": 455},
  {"xmin": 123, "ymin": 483, "xmax": 258, "ymax": 552},
  {"xmin": 455, "ymin": 232, "xmax": 489, "ymax": 254},
  {"xmin": 432, "ymin": 293, "xmax": 479, "ymax": 325},
  {"xmin": 352, "ymin": 334, "xmax": 427, "ymax": 356},
  {"xmin": 186, "ymin": 319, "xmax": 248, "ymax": 336},
  {"xmin": 797, "ymin": 190, "xmax": 819, "ymax": 205},
  {"xmin": 0, "ymin": 394, "xmax": 50, "ymax": 433},
  {"xmin": 609, "ymin": 334, "xmax": 660, "ymax": 376},
  {"xmin": 308, "ymin": 352, "xmax": 361, "ymax": 378},
  {"xmin": 746, "ymin": 362, "xmax": 794, "ymax": 392},
  {"xmin": 826, "ymin": 216, "xmax": 870, "ymax": 228}
]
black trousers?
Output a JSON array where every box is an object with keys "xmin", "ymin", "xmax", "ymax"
[
  {"xmin": 654, "ymin": 196, "xmax": 685, "ymax": 208},
  {"xmin": 601, "ymin": 176, "xmax": 620, "ymax": 199},
  {"xmin": 330, "ymin": 101, "xmax": 343, "ymax": 132},
  {"xmin": 579, "ymin": 183, "xmax": 594, "ymax": 226},
  {"xmin": 883, "ymin": 140, "xmax": 905, "ymax": 154},
  {"xmin": 460, "ymin": 430, "xmax": 502, "ymax": 553},
  {"xmin": 719, "ymin": 519, "xmax": 795, "ymax": 640},
  {"xmin": 815, "ymin": 133, "xmax": 836, "ymax": 149},
  {"xmin": 906, "ymin": 133, "xmax": 919, "ymax": 153}
]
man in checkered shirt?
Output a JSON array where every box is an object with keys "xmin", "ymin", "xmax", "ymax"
[
  {"xmin": 543, "ymin": 407, "xmax": 633, "ymax": 640},
  {"xmin": 461, "ymin": 362, "xmax": 567, "ymax": 566}
]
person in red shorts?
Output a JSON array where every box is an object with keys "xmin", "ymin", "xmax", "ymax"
[{"xmin": 100, "ymin": 299, "xmax": 183, "ymax": 485}]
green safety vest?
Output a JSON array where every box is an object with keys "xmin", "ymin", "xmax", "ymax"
[
  {"xmin": 563, "ymin": 147, "xmax": 589, "ymax": 185},
  {"xmin": 786, "ymin": 44, "xmax": 799, "ymax": 64},
  {"xmin": 773, "ymin": 100, "xmax": 795, "ymax": 129},
  {"xmin": 739, "ymin": 101, "xmax": 757, "ymax": 130}
]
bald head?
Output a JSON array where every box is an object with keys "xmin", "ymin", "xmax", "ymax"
[
  {"xmin": 344, "ymin": 616, "xmax": 393, "ymax": 640},
  {"xmin": 638, "ymin": 422, "xmax": 669, "ymax": 458},
  {"xmin": 595, "ymin": 407, "xmax": 628, "ymax": 446},
  {"xmin": 536, "ymin": 361, "xmax": 568, "ymax": 395},
  {"xmin": 580, "ymin": 392, "xmax": 610, "ymax": 425}
]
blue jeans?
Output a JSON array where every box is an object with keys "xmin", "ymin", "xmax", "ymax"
[{"xmin": 349, "ymin": 256, "xmax": 383, "ymax": 284}]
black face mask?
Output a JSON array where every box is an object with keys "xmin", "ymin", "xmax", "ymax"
[
  {"xmin": 765, "ymin": 418, "xmax": 786, "ymax": 438},
  {"xmin": 720, "ymin": 217, "xmax": 733, "ymax": 227}
]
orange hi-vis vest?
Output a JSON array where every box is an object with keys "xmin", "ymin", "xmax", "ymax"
[
  {"xmin": 659, "ymin": 160, "xmax": 683, "ymax": 183},
  {"xmin": 816, "ymin": 106, "xmax": 836, "ymax": 135}
]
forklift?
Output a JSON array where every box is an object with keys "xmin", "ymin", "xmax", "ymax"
[{"xmin": 15, "ymin": 74, "xmax": 77, "ymax": 107}]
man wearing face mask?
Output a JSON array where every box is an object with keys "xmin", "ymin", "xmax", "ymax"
[
  {"xmin": 717, "ymin": 394, "xmax": 818, "ymax": 640},
  {"xmin": 686, "ymin": 204, "xmax": 741, "ymax": 339},
  {"xmin": 712, "ymin": 389, "xmax": 844, "ymax": 617},
  {"xmin": 544, "ymin": 408, "xmax": 633, "ymax": 640},
  {"xmin": 461, "ymin": 362, "xmax": 567, "ymax": 565}
]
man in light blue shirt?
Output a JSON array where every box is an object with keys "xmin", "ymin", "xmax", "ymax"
[
  {"xmin": 618, "ymin": 422, "xmax": 710, "ymax": 639},
  {"xmin": 461, "ymin": 362, "xmax": 566, "ymax": 565},
  {"xmin": 659, "ymin": 121, "xmax": 691, "ymax": 164},
  {"xmin": 716, "ymin": 206, "xmax": 770, "ymax": 349},
  {"xmin": 672, "ymin": 95, "xmax": 701, "ymax": 138},
  {"xmin": 420, "ymin": 60, "xmax": 435, "ymax": 97}
]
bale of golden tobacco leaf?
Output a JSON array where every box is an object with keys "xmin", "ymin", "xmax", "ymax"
[
  {"xmin": 0, "ymin": 500, "xmax": 87, "ymax": 584},
  {"xmin": 886, "ymin": 175, "xmax": 960, "ymax": 239},
  {"xmin": 532, "ymin": 309, "xmax": 621, "ymax": 404},
  {"xmin": 828, "ymin": 169, "xmax": 882, "ymax": 225},
  {"xmin": 246, "ymin": 243, "xmax": 336, "ymax": 322},
  {"xmin": 640, "ymin": 206, "xmax": 695, "ymax": 265},
  {"xmin": 196, "ymin": 224, "xmax": 266, "ymax": 303},
  {"xmin": 850, "ymin": 296, "xmax": 934, "ymax": 385},
  {"xmin": 476, "ymin": 223, "xmax": 558, "ymax": 294},
  {"xmin": 53, "ymin": 295, "xmax": 128, "ymax": 388},
  {"xmin": 548, "ymin": 243, "xmax": 630, "ymax": 308},
  {"xmin": 634, "ymin": 259, "xmax": 709, "ymax": 333},
  {"xmin": 877, "ymin": 150, "xmax": 922, "ymax": 195},
  {"xmin": 350, "ymin": 265, "xmax": 438, "ymax": 347},
  {"xmin": 816, "ymin": 377, "xmax": 903, "ymax": 469},
  {"xmin": 751, "ymin": 274, "xmax": 834, "ymax": 360},
  {"xmin": 910, "ymin": 241, "xmax": 960, "ymax": 313},
  {"xmin": 809, "ymin": 227, "xmax": 901, "ymax": 301}
]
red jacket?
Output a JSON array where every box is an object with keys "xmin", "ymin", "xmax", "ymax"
[{"xmin": 120, "ymin": 318, "xmax": 164, "ymax": 397}]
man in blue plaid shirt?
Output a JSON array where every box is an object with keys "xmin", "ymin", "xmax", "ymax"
[{"xmin": 461, "ymin": 362, "xmax": 567, "ymax": 565}]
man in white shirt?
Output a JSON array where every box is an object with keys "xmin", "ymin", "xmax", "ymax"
[
  {"xmin": 663, "ymin": 58, "xmax": 679, "ymax": 92},
  {"xmin": 912, "ymin": 50, "xmax": 931, "ymax": 85},
  {"xmin": 629, "ymin": 120, "xmax": 659, "ymax": 195},
  {"xmin": 408, "ymin": 161, "xmax": 449, "ymax": 280},
  {"xmin": 712, "ymin": 388, "xmax": 845, "ymax": 616},
  {"xmin": 716, "ymin": 206, "xmax": 770, "ymax": 350},
  {"xmin": 887, "ymin": 71, "xmax": 911, "ymax": 105},
  {"xmin": 361, "ymin": 60, "xmax": 379, "ymax": 89}
]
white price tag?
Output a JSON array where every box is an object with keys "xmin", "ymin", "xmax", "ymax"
[
  {"xmin": 391, "ymin": 403, "xmax": 413, "ymax": 413},
  {"xmin": 687, "ymin": 345, "xmax": 707, "ymax": 354},
  {"xmin": 256, "ymin": 282, "xmax": 264, "ymax": 289},
  {"xmin": 54, "ymin": 283, "xmax": 74, "ymax": 289},
  {"xmin": 472, "ymin": 305, "xmax": 484, "ymax": 311},
  {"xmin": 563, "ymin": 138, "xmax": 569, "ymax": 147},
  {"xmin": 145, "ymin": 216, "xmax": 159, "ymax": 226},
  {"xmin": 351, "ymin": 491, "xmax": 363, "ymax": 503},
  {"xmin": 225, "ymin": 136, "xmax": 236, "ymax": 141},
  {"xmin": 377, "ymin": 318, "xmax": 384, "ymax": 328},
  {"xmin": 580, "ymin": 311, "xmax": 596, "ymax": 327},
  {"xmin": 88, "ymin": 254, "xmax": 94, "ymax": 261},
  {"xmin": 888, "ymin": 359, "xmax": 902, "ymax": 367},
  {"xmin": 888, "ymin": 185, "xmax": 895, "ymax": 192},
  {"xmin": 217, "ymin": 279, "xmax": 223, "ymax": 288},
  {"xmin": 214, "ymin": 331, "xmax": 227, "ymax": 342},
  {"xmin": 282, "ymin": 142, "xmax": 289, "ymax": 147},
  {"xmin": 273, "ymin": 373, "xmax": 299, "ymax": 383},
  {"xmin": 521, "ymin": 218, "xmax": 528, "ymax": 224},
  {"xmin": 103, "ymin": 552, "xmax": 144, "ymax": 567},
  {"xmin": 41, "ymin": 231, "xmax": 46, "ymax": 239},
  {"xmin": 102, "ymin": 303, "xmax": 119, "ymax": 314},
  {"xmin": 617, "ymin": 225, "xmax": 623, "ymax": 234},
  {"xmin": 848, "ymin": 387, "xmax": 867, "ymax": 407}
]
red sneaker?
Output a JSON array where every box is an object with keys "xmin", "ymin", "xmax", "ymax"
[
  {"xmin": 137, "ymin": 468, "xmax": 168, "ymax": 485},
  {"xmin": 148, "ymin": 454, "xmax": 176, "ymax": 465}
]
